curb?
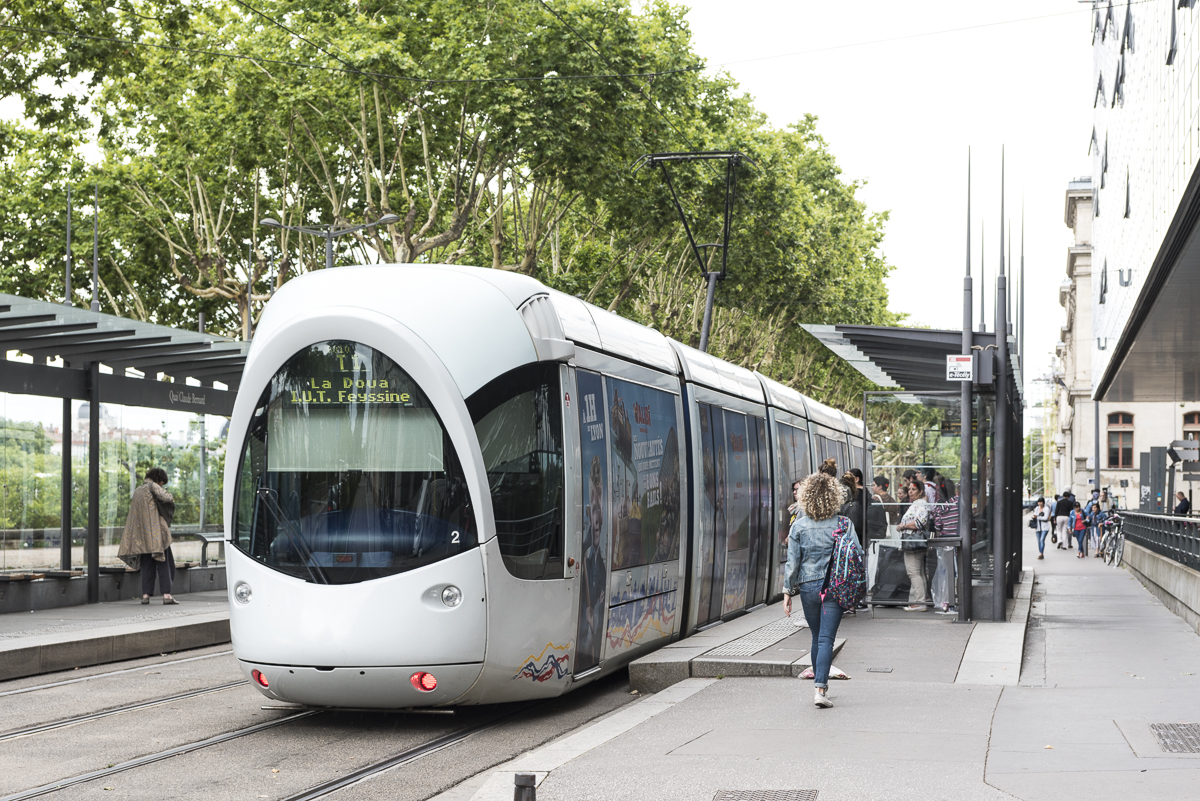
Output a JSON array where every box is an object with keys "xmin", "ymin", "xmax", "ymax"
[{"xmin": 0, "ymin": 611, "xmax": 231, "ymax": 681}]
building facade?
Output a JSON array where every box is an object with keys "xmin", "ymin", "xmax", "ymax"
[{"xmin": 1054, "ymin": 177, "xmax": 1200, "ymax": 511}]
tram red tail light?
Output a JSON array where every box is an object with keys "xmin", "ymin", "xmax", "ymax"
[
  {"xmin": 252, "ymin": 669, "xmax": 270, "ymax": 688},
  {"xmin": 410, "ymin": 671, "xmax": 438, "ymax": 692}
]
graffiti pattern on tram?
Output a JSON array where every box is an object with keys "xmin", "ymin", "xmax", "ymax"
[
  {"xmin": 605, "ymin": 592, "xmax": 677, "ymax": 656},
  {"xmin": 512, "ymin": 642, "xmax": 572, "ymax": 682}
]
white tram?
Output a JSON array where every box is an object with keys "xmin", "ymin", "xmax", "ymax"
[{"xmin": 226, "ymin": 264, "xmax": 872, "ymax": 707}]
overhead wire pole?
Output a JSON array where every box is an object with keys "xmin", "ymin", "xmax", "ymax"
[
  {"xmin": 632, "ymin": 151, "xmax": 753, "ymax": 353},
  {"xmin": 959, "ymin": 149, "xmax": 974, "ymax": 623},
  {"xmin": 993, "ymin": 146, "xmax": 1009, "ymax": 622}
]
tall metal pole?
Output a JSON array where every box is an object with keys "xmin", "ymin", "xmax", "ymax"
[
  {"xmin": 698, "ymin": 273, "xmax": 719, "ymax": 352},
  {"xmin": 993, "ymin": 148, "xmax": 1009, "ymax": 622},
  {"xmin": 86, "ymin": 363, "xmax": 101, "ymax": 603},
  {"xmin": 60, "ymin": 399, "xmax": 72, "ymax": 570},
  {"xmin": 1094, "ymin": 395, "xmax": 1102, "ymax": 497},
  {"xmin": 979, "ymin": 223, "xmax": 986, "ymax": 333},
  {"xmin": 91, "ymin": 186, "xmax": 100, "ymax": 312},
  {"xmin": 65, "ymin": 185, "xmax": 73, "ymax": 306},
  {"xmin": 325, "ymin": 229, "xmax": 334, "ymax": 271},
  {"xmin": 960, "ymin": 150, "xmax": 974, "ymax": 623},
  {"xmin": 1020, "ymin": 207, "xmax": 1026, "ymax": 362}
]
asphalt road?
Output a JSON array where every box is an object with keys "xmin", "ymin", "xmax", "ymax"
[{"xmin": 0, "ymin": 646, "xmax": 636, "ymax": 801}]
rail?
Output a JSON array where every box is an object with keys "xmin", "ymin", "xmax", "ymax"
[{"xmin": 1121, "ymin": 511, "xmax": 1200, "ymax": 571}]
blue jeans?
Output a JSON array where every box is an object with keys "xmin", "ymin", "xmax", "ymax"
[
  {"xmin": 1036, "ymin": 529, "xmax": 1047, "ymax": 553},
  {"xmin": 799, "ymin": 579, "xmax": 844, "ymax": 689}
]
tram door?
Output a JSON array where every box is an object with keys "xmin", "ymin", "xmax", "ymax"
[{"xmin": 600, "ymin": 375, "xmax": 683, "ymax": 663}]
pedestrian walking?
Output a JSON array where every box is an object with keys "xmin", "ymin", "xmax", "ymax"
[
  {"xmin": 782, "ymin": 472, "xmax": 863, "ymax": 709},
  {"xmin": 1070, "ymin": 501, "xmax": 1087, "ymax": 558},
  {"xmin": 1033, "ymin": 497, "xmax": 1052, "ymax": 559},
  {"xmin": 1054, "ymin": 492, "xmax": 1074, "ymax": 549},
  {"xmin": 1175, "ymin": 491, "xmax": 1191, "ymax": 515},
  {"xmin": 896, "ymin": 479, "xmax": 932, "ymax": 611},
  {"xmin": 117, "ymin": 467, "xmax": 178, "ymax": 604}
]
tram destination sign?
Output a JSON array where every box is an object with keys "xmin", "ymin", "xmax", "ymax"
[
  {"xmin": 285, "ymin": 347, "xmax": 416, "ymax": 407},
  {"xmin": 946, "ymin": 354, "xmax": 974, "ymax": 382}
]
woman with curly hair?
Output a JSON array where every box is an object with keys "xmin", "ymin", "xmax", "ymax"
[{"xmin": 782, "ymin": 472, "xmax": 862, "ymax": 708}]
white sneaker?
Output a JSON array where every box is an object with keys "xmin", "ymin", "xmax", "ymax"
[{"xmin": 814, "ymin": 690, "xmax": 833, "ymax": 708}]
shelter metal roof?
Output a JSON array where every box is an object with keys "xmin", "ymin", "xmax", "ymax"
[
  {"xmin": 802, "ymin": 324, "xmax": 1002, "ymax": 394},
  {"xmin": 0, "ymin": 294, "xmax": 248, "ymax": 416}
]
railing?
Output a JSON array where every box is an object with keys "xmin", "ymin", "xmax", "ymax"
[{"xmin": 1122, "ymin": 511, "xmax": 1200, "ymax": 571}]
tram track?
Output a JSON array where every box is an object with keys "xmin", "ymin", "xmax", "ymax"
[
  {"xmin": 0, "ymin": 709, "xmax": 323, "ymax": 801},
  {"xmin": 0, "ymin": 680, "xmax": 247, "ymax": 743}
]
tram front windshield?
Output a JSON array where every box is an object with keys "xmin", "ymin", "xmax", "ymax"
[{"xmin": 233, "ymin": 341, "xmax": 474, "ymax": 584}]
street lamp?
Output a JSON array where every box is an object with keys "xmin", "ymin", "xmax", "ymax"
[{"xmin": 259, "ymin": 213, "xmax": 401, "ymax": 270}]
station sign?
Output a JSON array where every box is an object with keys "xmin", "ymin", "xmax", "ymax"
[{"xmin": 946, "ymin": 354, "xmax": 974, "ymax": 382}]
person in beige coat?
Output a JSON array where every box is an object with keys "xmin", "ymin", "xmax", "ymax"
[{"xmin": 118, "ymin": 467, "xmax": 178, "ymax": 605}]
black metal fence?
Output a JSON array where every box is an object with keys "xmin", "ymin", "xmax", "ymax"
[{"xmin": 1122, "ymin": 511, "xmax": 1200, "ymax": 571}]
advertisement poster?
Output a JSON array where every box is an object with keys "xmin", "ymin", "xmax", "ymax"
[
  {"xmin": 574, "ymin": 370, "xmax": 609, "ymax": 675},
  {"xmin": 606, "ymin": 378, "xmax": 681, "ymax": 571}
]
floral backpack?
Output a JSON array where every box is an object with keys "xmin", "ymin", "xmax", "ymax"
[{"xmin": 821, "ymin": 516, "xmax": 867, "ymax": 611}]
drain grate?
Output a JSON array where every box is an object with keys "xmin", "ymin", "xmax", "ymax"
[
  {"xmin": 704, "ymin": 619, "xmax": 802, "ymax": 658},
  {"xmin": 1151, "ymin": 723, "xmax": 1200, "ymax": 753},
  {"xmin": 713, "ymin": 792, "xmax": 817, "ymax": 801}
]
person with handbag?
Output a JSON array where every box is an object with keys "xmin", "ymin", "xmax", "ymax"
[
  {"xmin": 117, "ymin": 467, "xmax": 178, "ymax": 605},
  {"xmin": 1032, "ymin": 497, "xmax": 1052, "ymax": 559},
  {"xmin": 782, "ymin": 472, "xmax": 863, "ymax": 709},
  {"xmin": 896, "ymin": 479, "xmax": 931, "ymax": 611}
]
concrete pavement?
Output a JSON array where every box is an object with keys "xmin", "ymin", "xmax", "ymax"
[{"xmin": 446, "ymin": 525, "xmax": 1200, "ymax": 801}]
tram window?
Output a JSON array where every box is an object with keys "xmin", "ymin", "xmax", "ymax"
[
  {"xmin": 775, "ymin": 421, "xmax": 811, "ymax": 565},
  {"xmin": 467, "ymin": 363, "xmax": 565, "ymax": 580},
  {"xmin": 232, "ymin": 341, "xmax": 474, "ymax": 585},
  {"xmin": 607, "ymin": 377, "xmax": 681, "ymax": 570}
]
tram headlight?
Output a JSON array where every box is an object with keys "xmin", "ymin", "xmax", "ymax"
[
  {"xmin": 441, "ymin": 585, "xmax": 463, "ymax": 608},
  {"xmin": 234, "ymin": 582, "xmax": 253, "ymax": 604}
]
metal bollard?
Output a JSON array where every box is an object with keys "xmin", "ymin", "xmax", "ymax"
[{"xmin": 514, "ymin": 772, "xmax": 536, "ymax": 801}]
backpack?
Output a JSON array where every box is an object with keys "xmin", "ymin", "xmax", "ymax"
[{"xmin": 821, "ymin": 515, "xmax": 867, "ymax": 611}]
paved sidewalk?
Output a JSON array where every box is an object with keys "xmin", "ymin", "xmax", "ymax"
[
  {"xmin": 448, "ymin": 525, "xmax": 1200, "ymax": 801},
  {"xmin": 0, "ymin": 589, "xmax": 229, "ymax": 680}
]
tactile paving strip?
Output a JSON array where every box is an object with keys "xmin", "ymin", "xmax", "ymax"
[
  {"xmin": 703, "ymin": 619, "xmax": 802, "ymax": 658},
  {"xmin": 1151, "ymin": 722, "xmax": 1200, "ymax": 753},
  {"xmin": 713, "ymin": 791, "xmax": 818, "ymax": 801}
]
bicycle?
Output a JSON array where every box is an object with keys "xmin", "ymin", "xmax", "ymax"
[{"xmin": 1098, "ymin": 512, "xmax": 1124, "ymax": 567}]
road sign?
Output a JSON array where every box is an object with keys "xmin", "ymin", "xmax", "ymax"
[{"xmin": 946, "ymin": 354, "xmax": 973, "ymax": 381}]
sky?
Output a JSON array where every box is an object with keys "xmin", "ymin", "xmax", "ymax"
[{"xmin": 681, "ymin": 0, "xmax": 1094, "ymax": 409}]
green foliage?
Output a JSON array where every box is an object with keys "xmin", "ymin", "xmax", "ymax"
[{"xmin": 1, "ymin": 0, "xmax": 900, "ymax": 412}]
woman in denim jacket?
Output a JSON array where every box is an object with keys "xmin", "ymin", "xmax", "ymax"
[{"xmin": 782, "ymin": 472, "xmax": 862, "ymax": 708}]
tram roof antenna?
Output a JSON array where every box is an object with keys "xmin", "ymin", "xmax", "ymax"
[{"xmin": 631, "ymin": 151, "xmax": 754, "ymax": 353}]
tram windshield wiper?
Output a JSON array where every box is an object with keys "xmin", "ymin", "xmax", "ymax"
[{"xmin": 255, "ymin": 486, "xmax": 330, "ymax": 585}]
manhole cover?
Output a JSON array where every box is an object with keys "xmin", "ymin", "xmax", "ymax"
[
  {"xmin": 1151, "ymin": 723, "xmax": 1200, "ymax": 753},
  {"xmin": 713, "ymin": 792, "xmax": 817, "ymax": 801},
  {"xmin": 705, "ymin": 620, "xmax": 800, "ymax": 658}
]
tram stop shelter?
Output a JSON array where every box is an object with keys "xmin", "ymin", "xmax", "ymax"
[
  {"xmin": 803, "ymin": 323, "xmax": 1025, "ymax": 622},
  {"xmin": 0, "ymin": 294, "xmax": 248, "ymax": 603}
]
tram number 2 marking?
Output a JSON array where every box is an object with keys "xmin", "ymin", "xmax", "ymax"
[{"xmin": 451, "ymin": 531, "xmax": 460, "ymax": 544}]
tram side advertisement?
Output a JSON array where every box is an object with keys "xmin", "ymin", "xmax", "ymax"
[{"xmin": 603, "ymin": 377, "xmax": 680, "ymax": 658}]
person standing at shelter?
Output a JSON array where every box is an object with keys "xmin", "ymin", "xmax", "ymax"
[
  {"xmin": 782, "ymin": 472, "xmax": 862, "ymax": 709},
  {"xmin": 873, "ymin": 476, "xmax": 899, "ymax": 527},
  {"xmin": 118, "ymin": 467, "xmax": 178, "ymax": 605},
  {"xmin": 896, "ymin": 479, "xmax": 932, "ymax": 611},
  {"xmin": 1033, "ymin": 497, "xmax": 1052, "ymax": 559}
]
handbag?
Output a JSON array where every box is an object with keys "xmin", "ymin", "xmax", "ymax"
[
  {"xmin": 1027, "ymin": 516, "xmax": 1037, "ymax": 529},
  {"xmin": 901, "ymin": 516, "xmax": 928, "ymax": 552}
]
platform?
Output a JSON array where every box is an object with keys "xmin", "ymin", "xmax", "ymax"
[{"xmin": 0, "ymin": 589, "xmax": 230, "ymax": 681}]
